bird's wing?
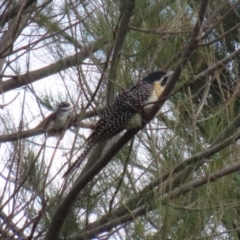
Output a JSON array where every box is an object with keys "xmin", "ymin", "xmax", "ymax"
[{"xmin": 63, "ymin": 82, "xmax": 153, "ymax": 177}]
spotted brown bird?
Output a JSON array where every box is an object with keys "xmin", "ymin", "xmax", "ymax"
[{"xmin": 63, "ymin": 71, "xmax": 173, "ymax": 177}]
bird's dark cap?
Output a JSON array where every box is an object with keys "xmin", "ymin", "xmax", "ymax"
[
  {"xmin": 58, "ymin": 102, "xmax": 71, "ymax": 109},
  {"xmin": 142, "ymin": 71, "xmax": 173, "ymax": 85}
]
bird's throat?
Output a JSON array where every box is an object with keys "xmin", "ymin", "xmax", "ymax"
[{"xmin": 153, "ymin": 82, "xmax": 165, "ymax": 97}]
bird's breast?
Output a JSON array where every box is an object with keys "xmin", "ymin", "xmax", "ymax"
[{"xmin": 51, "ymin": 112, "xmax": 69, "ymax": 129}]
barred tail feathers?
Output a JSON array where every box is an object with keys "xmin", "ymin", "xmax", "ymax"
[
  {"xmin": 62, "ymin": 136, "xmax": 97, "ymax": 177},
  {"xmin": 63, "ymin": 104, "xmax": 125, "ymax": 177}
]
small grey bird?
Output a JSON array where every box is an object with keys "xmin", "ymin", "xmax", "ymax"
[{"xmin": 35, "ymin": 102, "xmax": 71, "ymax": 138}]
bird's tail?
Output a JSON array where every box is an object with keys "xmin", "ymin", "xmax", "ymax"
[{"xmin": 63, "ymin": 137, "xmax": 96, "ymax": 177}]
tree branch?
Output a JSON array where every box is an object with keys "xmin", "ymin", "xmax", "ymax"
[
  {"xmin": 0, "ymin": 0, "xmax": 37, "ymax": 27},
  {"xmin": 0, "ymin": 107, "xmax": 104, "ymax": 143},
  {"xmin": 0, "ymin": 37, "xmax": 105, "ymax": 94}
]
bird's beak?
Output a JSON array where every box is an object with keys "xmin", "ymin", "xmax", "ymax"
[
  {"xmin": 161, "ymin": 70, "xmax": 173, "ymax": 86},
  {"xmin": 165, "ymin": 71, "xmax": 174, "ymax": 77}
]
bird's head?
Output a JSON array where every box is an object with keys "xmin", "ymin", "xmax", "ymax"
[
  {"xmin": 57, "ymin": 102, "xmax": 71, "ymax": 112},
  {"xmin": 142, "ymin": 71, "xmax": 173, "ymax": 86}
]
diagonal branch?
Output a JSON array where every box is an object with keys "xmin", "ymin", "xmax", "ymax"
[
  {"xmin": 0, "ymin": 0, "xmax": 37, "ymax": 27},
  {"xmin": 0, "ymin": 0, "xmax": 37, "ymax": 72},
  {"xmin": 0, "ymin": 37, "xmax": 105, "ymax": 94},
  {"xmin": 0, "ymin": 210, "xmax": 26, "ymax": 239}
]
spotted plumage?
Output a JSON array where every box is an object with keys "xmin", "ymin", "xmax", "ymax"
[{"xmin": 63, "ymin": 71, "xmax": 173, "ymax": 177}]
